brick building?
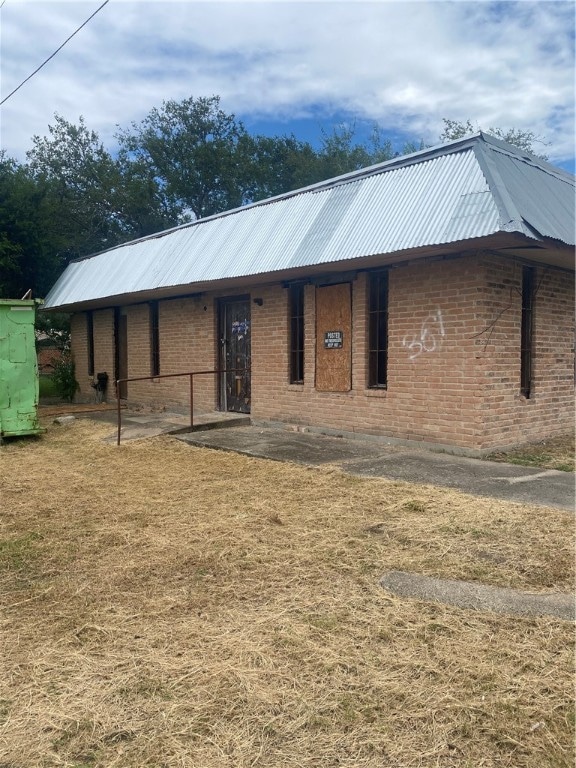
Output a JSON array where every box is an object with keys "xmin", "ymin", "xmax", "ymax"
[{"xmin": 44, "ymin": 133, "xmax": 575, "ymax": 454}]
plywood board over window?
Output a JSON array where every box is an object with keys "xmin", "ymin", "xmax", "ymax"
[{"xmin": 315, "ymin": 283, "xmax": 352, "ymax": 391}]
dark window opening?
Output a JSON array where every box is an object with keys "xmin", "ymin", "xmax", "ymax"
[
  {"xmin": 87, "ymin": 311, "xmax": 94, "ymax": 377},
  {"xmin": 113, "ymin": 308, "xmax": 120, "ymax": 385},
  {"xmin": 150, "ymin": 301, "xmax": 160, "ymax": 377},
  {"xmin": 289, "ymin": 285, "xmax": 305, "ymax": 383},
  {"xmin": 368, "ymin": 270, "xmax": 388, "ymax": 388},
  {"xmin": 520, "ymin": 266, "xmax": 535, "ymax": 398}
]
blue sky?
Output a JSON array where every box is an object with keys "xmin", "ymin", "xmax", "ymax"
[{"xmin": 0, "ymin": 0, "xmax": 574, "ymax": 172}]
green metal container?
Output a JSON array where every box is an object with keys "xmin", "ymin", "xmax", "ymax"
[{"xmin": 0, "ymin": 299, "xmax": 42, "ymax": 438}]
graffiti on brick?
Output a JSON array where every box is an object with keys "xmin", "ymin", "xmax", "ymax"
[{"xmin": 402, "ymin": 309, "xmax": 445, "ymax": 361}]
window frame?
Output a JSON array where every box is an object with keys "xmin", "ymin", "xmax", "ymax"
[
  {"xmin": 520, "ymin": 266, "xmax": 535, "ymax": 398},
  {"xmin": 289, "ymin": 284, "xmax": 305, "ymax": 384},
  {"xmin": 149, "ymin": 300, "xmax": 160, "ymax": 377},
  {"xmin": 367, "ymin": 270, "xmax": 389, "ymax": 389},
  {"xmin": 86, "ymin": 310, "xmax": 94, "ymax": 377}
]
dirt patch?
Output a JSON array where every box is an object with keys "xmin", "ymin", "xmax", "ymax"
[{"xmin": 0, "ymin": 418, "xmax": 574, "ymax": 767}]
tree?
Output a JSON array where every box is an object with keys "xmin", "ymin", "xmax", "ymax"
[
  {"xmin": 114, "ymin": 151, "xmax": 182, "ymax": 239},
  {"xmin": 315, "ymin": 123, "xmax": 395, "ymax": 179},
  {"xmin": 26, "ymin": 114, "xmax": 179, "ymax": 265},
  {"xmin": 118, "ymin": 95, "xmax": 256, "ymax": 220},
  {"xmin": 440, "ymin": 118, "xmax": 549, "ymax": 159},
  {"xmin": 244, "ymin": 133, "xmax": 320, "ymax": 200},
  {"xmin": 0, "ymin": 152, "xmax": 63, "ymax": 298},
  {"xmin": 27, "ymin": 114, "xmax": 130, "ymax": 259},
  {"xmin": 35, "ymin": 311, "xmax": 71, "ymax": 351}
]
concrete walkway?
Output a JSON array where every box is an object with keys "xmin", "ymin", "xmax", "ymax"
[
  {"xmin": 174, "ymin": 425, "xmax": 575, "ymax": 512},
  {"xmin": 46, "ymin": 406, "xmax": 574, "ymax": 511},
  {"xmin": 380, "ymin": 571, "xmax": 574, "ymax": 621}
]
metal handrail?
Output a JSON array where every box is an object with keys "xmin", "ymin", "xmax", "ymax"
[{"xmin": 115, "ymin": 367, "xmax": 249, "ymax": 446}]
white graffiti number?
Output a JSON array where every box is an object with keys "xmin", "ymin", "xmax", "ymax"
[{"xmin": 402, "ymin": 309, "xmax": 446, "ymax": 361}]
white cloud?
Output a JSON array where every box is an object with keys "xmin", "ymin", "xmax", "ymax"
[{"xmin": 0, "ymin": 0, "xmax": 573, "ymax": 166}]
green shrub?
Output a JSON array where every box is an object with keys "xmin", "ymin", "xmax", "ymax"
[
  {"xmin": 51, "ymin": 354, "xmax": 79, "ymax": 402},
  {"xmin": 38, "ymin": 375, "xmax": 59, "ymax": 399}
]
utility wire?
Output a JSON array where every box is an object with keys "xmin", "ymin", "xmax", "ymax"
[{"xmin": 0, "ymin": 0, "xmax": 110, "ymax": 106}]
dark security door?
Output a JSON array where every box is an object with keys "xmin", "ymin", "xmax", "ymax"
[{"xmin": 219, "ymin": 297, "xmax": 251, "ymax": 413}]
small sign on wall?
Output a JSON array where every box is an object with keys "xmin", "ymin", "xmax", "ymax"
[{"xmin": 324, "ymin": 330, "xmax": 343, "ymax": 349}]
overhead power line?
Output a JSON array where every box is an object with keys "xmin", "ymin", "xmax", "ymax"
[{"xmin": 0, "ymin": 0, "xmax": 110, "ymax": 107}]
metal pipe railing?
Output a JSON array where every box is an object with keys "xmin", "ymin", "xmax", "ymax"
[{"xmin": 115, "ymin": 368, "xmax": 249, "ymax": 446}]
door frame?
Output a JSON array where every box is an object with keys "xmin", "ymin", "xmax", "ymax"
[{"xmin": 217, "ymin": 295, "xmax": 251, "ymax": 413}]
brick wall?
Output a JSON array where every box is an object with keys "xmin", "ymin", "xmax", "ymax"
[
  {"xmin": 254, "ymin": 255, "xmax": 575, "ymax": 451},
  {"xmin": 251, "ymin": 255, "xmax": 486, "ymax": 449},
  {"xmin": 70, "ymin": 314, "xmax": 87, "ymax": 397},
  {"xmin": 71, "ymin": 309, "xmax": 115, "ymax": 402},
  {"xmin": 476, "ymin": 255, "xmax": 575, "ymax": 449},
  {"xmin": 70, "ymin": 253, "xmax": 575, "ymax": 452},
  {"xmin": 102, "ymin": 298, "xmax": 221, "ymax": 411}
]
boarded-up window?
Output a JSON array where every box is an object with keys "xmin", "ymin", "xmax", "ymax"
[{"xmin": 315, "ymin": 283, "xmax": 352, "ymax": 392}]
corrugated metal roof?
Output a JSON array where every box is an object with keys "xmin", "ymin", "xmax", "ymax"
[
  {"xmin": 473, "ymin": 140, "xmax": 575, "ymax": 244},
  {"xmin": 44, "ymin": 133, "xmax": 575, "ymax": 310}
]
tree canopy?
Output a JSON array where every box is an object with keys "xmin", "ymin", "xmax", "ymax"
[
  {"xmin": 439, "ymin": 118, "xmax": 549, "ymax": 159},
  {"xmin": 117, "ymin": 96, "xmax": 252, "ymax": 220}
]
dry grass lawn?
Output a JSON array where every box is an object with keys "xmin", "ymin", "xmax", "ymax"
[{"xmin": 0, "ymin": 418, "xmax": 574, "ymax": 768}]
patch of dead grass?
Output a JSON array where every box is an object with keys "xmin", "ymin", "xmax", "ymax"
[
  {"xmin": 0, "ymin": 419, "xmax": 573, "ymax": 767},
  {"xmin": 485, "ymin": 433, "xmax": 575, "ymax": 472}
]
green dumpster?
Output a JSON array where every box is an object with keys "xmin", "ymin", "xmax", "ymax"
[{"xmin": 0, "ymin": 299, "xmax": 43, "ymax": 438}]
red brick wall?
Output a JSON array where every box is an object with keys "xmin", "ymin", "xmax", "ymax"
[
  {"xmin": 125, "ymin": 297, "xmax": 220, "ymax": 410},
  {"xmin": 37, "ymin": 346, "xmax": 62, "ymax": 373},
  {"xmin": 251, "ymin": 255, "xmax": 574, "ymax": 451},
  {"xmin": 71, "ymin": 309, "xmax": 115, "ymax": 401},
  {"xmin": 70, "ymin": 253, "xmax": 575, "ymax": 452},
  {"xmin": 251, "ymin": 256, "xmax": 486, "ymax": 449},
  {"xmin": 476, "ymin": 255, "xmax": 575, "ymax": 449},
  {"xmin": 70, "ymin": 313, "xmax": 87, "ymax": 397}
]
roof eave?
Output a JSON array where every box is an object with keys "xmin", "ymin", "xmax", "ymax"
[{"xmin": 42, "ymin": 232, "xmax": 574, "ymax": 314}]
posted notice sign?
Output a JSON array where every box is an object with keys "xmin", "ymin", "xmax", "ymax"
[{"xmin": 324, "ymin": 330, "xmax": 343, "ymax": 349}]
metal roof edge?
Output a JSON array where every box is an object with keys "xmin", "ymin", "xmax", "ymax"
[
  {"xmin": 472, "ymin": 139, "xmax": 541, "ymax": 240},
  {"xmin": 475, "ymin": 132, "xmax": 575, "ymax": 185}
]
